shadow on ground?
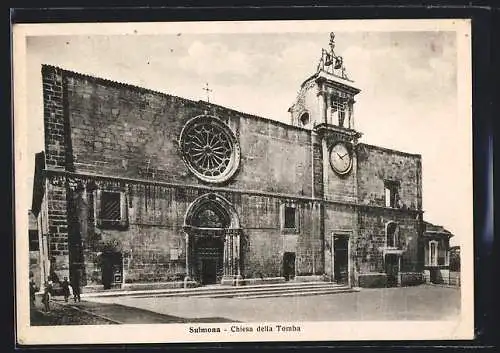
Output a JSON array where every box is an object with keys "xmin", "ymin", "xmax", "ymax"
[
  {"xmin": 30, "ymin": 304, "xmax": 114, "ymax": 326},
  {"xmin": 30, "ymin": 299, "xmax": 237, "ymax": 326}
]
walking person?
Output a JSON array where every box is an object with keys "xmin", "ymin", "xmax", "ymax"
[{"xmin": 61, "ymin": 277, "xmax": 70, "ymax": 302}]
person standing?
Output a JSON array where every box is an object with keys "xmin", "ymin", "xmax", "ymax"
[
  {"xmin": 61, "ymin": 277, "xmax": 70, "ymax": 302},
  {"xmin": 71, "ymin": 270, "xmax": 81, "ymax": 303},
  {"xmin": 29, "ymin": 278, "xmax": 38, "ymax": 307}
]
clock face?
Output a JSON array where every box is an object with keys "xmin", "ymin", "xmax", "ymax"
[{"xmin": 329, "ymin": 142, "xmax": 352, "ymax": 175}]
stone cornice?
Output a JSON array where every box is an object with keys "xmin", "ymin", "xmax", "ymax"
[
  {"xmin": 314, "ymin": 123, "xmax": 363, "ymax": 141},
  {"xmin": 43, "ymin": 169, "xmax": 424, "ymax": 214}
]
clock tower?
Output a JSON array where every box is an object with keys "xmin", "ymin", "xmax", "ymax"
[{"xmin": 289, "ymin": 32, "xmax": 362, "ymax": 200}]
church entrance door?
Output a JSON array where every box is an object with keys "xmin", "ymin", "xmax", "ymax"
[
  {"xmin": 195, "ymin": 235, "xmax": 224, "ymax": 285},
  {"xmin": 184, "ymin": 193, "xmax": 242, "ymax": 286},
  {"xmin": 201, "ymin": 259, "xmax": 217, "ymax": 285}
]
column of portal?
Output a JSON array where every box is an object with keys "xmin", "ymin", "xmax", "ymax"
[
  {"xmin": 223, "ymin": 233, "xmax": 229, "ymax": 276},
  {"xmin": 236, "ymin": 231, "xmax": 241, "ymax": 276},
  {"xmin": 184, "ymin": 232, "xmax": 190, "ymax": 278},
  {"xmin": 229, "ymin": 233, "xmax": 234, "ymax": 276},
  {"xmin": 232, "ymin": 231, "xmax": 238, "ymax": 276}
]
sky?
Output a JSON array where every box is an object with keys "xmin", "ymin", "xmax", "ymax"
[{"xmin": 19, "ymin": 21, "xmax": 472, "ymax": 246}]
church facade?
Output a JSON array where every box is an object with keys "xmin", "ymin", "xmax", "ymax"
[{"xmin": 31, "ymin": 35, "xmax": 433, "ymax": 290}]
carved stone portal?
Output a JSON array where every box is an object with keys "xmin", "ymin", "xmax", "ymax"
[{"xmin": 183, "ymin": 193, "xmax": 242, "ymax": 286}]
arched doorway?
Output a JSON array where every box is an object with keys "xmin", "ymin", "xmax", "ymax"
[{"xmin": 183, "ymin": 193, "xmax": 241, "ymax": 286}]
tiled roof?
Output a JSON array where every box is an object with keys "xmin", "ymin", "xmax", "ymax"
[{"xmin": 424, "ymin": 221, "xmax": 453, "ymax": 237}]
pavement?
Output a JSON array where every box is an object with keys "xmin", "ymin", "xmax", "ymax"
[
  {"xmin": 30, "ymin": 300, "xmax": 115, "ymax": 326},
  {"xmin": 32, "ymin": 297, "xmax": 238, "ymax": 325},
  {"xmin": 81, "ymin": 284, "xmax": 461, "ymax": 323}
]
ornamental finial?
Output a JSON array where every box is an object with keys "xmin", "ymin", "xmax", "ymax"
[{"xmin": 329, "ymin": 32, "xmax": 336, "ymax": 51}]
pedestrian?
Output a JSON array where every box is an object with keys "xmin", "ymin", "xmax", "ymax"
[
  {"xmin": 61, "ymin": 277, "xmax": 70, "ymax": 302},
  {"xmin": 41, "ymin": 281, "xmax": 52, "ymax": 312},
  {"xmin": 68, "ymin": 282, "xmax": 74, "ymax": 300},
  {"xmin": 29, "ymin": 278, "xmax": 38, "ymax": 307},
  {"xmin": 71, "ymin": 270, "xmax": 81, "ymax": 303}
]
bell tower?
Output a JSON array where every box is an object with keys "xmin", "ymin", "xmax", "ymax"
[{"xmin": 289, "ymin": 32, "xmax": 362, "ymax": 143}]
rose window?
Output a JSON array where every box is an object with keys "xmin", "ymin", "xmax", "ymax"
[{"xmin": 179, "ymin": 115, "xmax": 240, "ymax": 183}]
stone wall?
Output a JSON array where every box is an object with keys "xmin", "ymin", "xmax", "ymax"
[
  {"xmin": 356, "ymin": 143, "xmax": 422, "ymax": 210},
  {"xmin": 41, "ymin": 65, "xmax": 320, "ymax": 285},
  {"xmin": 323, "ymin": 203, "xmax": 356, "ymax": 278},
  {"xmin": 42, "ymin": 66, "xmax": 70, "ymax": 279},
  {"xmin": 66, "ymin": 180, "xmax": 319, "ymax": 285},
  {"xmin": 356, "ymin": 208, "xmax": 422, "ymax": 274},
  {"xmin": 354, "ymin": 142, "xmax": 423, "ymax": 282},
  {"xmin": 59, "ymin": 66, "xmax": 312, "ymax": 196}
]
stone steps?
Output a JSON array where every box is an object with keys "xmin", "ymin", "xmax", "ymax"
[
  {"xmin": 82, "ymin": 281, "xmax": 351, "ymax": 299},
  {"xmin": 194, "ymin": 285, "xmax": 355, "ymax": 299},
  {"xmin": 236, "ymin": 287, "xmax": 358, "ymax": 299},
  {"xmin": 190, "ymin": 283, "xmax": 342, "ymax": 298},
  {"xmin": 131, "ymin": 282, "xmax": 343, "ymax": 299}
]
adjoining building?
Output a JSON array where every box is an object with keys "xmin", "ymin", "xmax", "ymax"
[
  {"xmin": 423, "ymin": 222, "xmax": 455, "ymax": 285},
  {"xmin": 28, "ymin": 210, "xmax": 42, "ymax": 288},
  {"xmin": 30, "ymin": 33, "xmax": 453, "ymax": 290}
]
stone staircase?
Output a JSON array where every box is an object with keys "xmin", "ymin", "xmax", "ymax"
[{"xmin": 82, "ymin": 281, "xmax": 358, "ymax": 299}]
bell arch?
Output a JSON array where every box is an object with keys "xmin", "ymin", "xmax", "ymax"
[{"xmin": 183, "ymin": 193, "xmax": 242, "ymax": 285}]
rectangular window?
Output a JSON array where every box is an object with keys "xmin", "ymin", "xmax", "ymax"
[
  {"xmin": 97, "ymin": 190, "xmax": 128, "ymax": 229},
  {"xmin": 384, "ymin": 180, "xmax": 400, "ymax": 208},
  {"xmin": 331, "ymin": 97, "xmax": 347, "ymax": 126},
  {"xmin": 284, "ymin": 206, "xmax": 296, "ymax": 229},
  {"xmin": 281, "ymin": 203, "xmax": 299, "ymax": 233},
  {"xmin": 101, "ymin": 191, "xmax": 121, "ymax": 222}
]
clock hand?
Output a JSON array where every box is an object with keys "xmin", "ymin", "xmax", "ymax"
[
  {"xmin": 341, "ymin": 153, "xmax": 349, "ymax": 158},
  {"xmin": 336, "ymin": 152, "xmax": 344, "ymax": 160}
]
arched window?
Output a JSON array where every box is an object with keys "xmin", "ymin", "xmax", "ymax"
[
  {"xmin": 386, "ymin": 222, "xmax": 399, "ymax": 248},
  {"xmin": 299, "ymin": 112, "xmax": 310, "ymax": 126}
]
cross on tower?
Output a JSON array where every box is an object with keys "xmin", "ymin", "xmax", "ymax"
[{"xmin": 203, "ymin": 82, "xmax": 213, "ymax": 103}]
